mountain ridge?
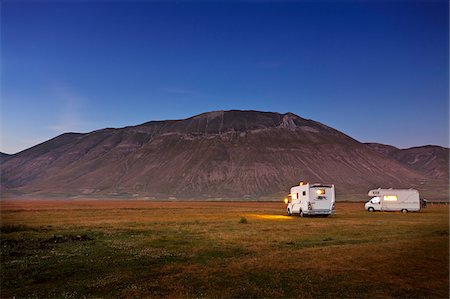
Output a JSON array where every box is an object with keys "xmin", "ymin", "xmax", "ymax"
[
  {"xmin": 1, "ymin": 110, "xmax": 448, "ymax": 200},
  {"xmin": 366, "ymin": 142, "xmax": 449, "ymax": 180}
]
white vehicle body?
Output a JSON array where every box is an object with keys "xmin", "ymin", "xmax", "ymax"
[
  {"xmin": 286, "ymin": 183, "xmax": 335, "ymax": 217},
  {"xmin": 365, "ymin": 188, "xmax": 420, "ymax": 213}
]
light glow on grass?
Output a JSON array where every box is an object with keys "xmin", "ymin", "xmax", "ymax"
[{"xmin": 244, "ymin": 214, "xmax": 292, "ymax": 220}]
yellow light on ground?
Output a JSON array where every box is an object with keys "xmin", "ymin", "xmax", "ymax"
[
  {"xmin": 245, "ymin": 214, "xmax": 292, "ymax": 220},
  {"xmin": 384, "ymin": 195, "xmax": 398, "ymax": 201}
]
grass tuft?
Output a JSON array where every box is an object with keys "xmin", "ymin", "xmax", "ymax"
[{"xmin": 239, "ymin": 217, "xmax": 248, "ymax": 224}]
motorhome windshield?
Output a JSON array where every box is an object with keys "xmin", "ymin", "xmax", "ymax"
[{"xmin": 371, "ymin": 197, "xmax": 380, "ymax": 204}]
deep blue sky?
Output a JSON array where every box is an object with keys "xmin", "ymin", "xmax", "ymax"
[{"xmin": 1, "ymin": 0, "xmax": 448, "ymax": 154}]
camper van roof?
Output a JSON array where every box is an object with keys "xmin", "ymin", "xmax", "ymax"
[
  {"xmin": 368, "ymin": 188, "xmax": 419, "ymax": 196},
  {"xmin": 311, "ymin": 183, "xmax": 333, "ymax": 188}
]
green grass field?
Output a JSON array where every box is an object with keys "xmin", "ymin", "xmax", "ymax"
[{"xmin": 1, "ymin": 201, "xmax": 448, "ymax": 298}]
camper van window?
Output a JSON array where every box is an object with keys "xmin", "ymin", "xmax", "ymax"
[
  {"xmin": 302, "ymin": 191, "xmax": 306, "ymax": 196},
  {"xmin": 371, "ymin": 197, "xmax": 380, "ymax": 204},
  {"xmin": 384, "ymin": 195, "xmax": 397, "ymax": 201},
  {"xmin": 316, "ymin": 189, "xmax": 325, "ymax": 196}
]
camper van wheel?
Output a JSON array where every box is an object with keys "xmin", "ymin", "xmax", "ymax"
[
  {"xmin": 401, "ymin": 209, "xmax": 408, "ymax": 213},
  {"xmin": 287, "ymin": 209, "xmax": 292, "ymax": 216},
  {"xmin": 300, "ymin": 210, "xmax": 304, "ymax": 217},
  {"xmin": 368, "ymin": 207, "xmax": 375, "ymax": 212}
]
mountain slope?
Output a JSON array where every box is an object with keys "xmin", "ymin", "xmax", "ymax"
[
  {"xmin": 366, "ymin": 143, "xmax": 449, "ymax": 179},
  {"xmin": 1, "ymin": 110, "xmax": 445, "ymax": 200},
  {"xmin": 0, "ymin": 152, "xmax": 11, "ymax": 163}
]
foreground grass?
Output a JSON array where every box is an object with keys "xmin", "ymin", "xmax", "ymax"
[{"xmin": 0, "ymin": 201, "xmax": 448, "ymax": 298}]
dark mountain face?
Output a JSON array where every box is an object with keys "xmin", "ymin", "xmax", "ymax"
[
  {"xmin": 0, "ymin": 152, "xmax": 11, "ymax": 163},
  {"xmin": 138, "ymin": 110, "xmax": 359, "ymax": 144},
  {"xmin": 1, "ymin": 110, "xmax": 447, "ymax": 200}
]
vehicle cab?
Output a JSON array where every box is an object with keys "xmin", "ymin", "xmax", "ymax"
[{"xmin": 364, "ymin": 196, "xmax": 381, "ymax": 212}]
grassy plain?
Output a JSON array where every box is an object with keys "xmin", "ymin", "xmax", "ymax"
[{"xmin": 1, "ymin": 201, "xmax": 448, "ymax": 298}]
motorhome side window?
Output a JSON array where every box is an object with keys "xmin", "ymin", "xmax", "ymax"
[
  {"xmin": 384, "ymin": 195, "xmax": 398, "ymax": 201},
  {"xmin": 302, "ymin": 191, "xmax": 306, "ymax": 196}
]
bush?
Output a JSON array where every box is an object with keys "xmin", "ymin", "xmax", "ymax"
[{"xmin": 239, "ymin": 217, "xmax": 248, "ymax": 224}]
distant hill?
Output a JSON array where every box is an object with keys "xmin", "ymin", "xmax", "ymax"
[
  {"xmin": 366, "ymin": 143, "xmax": 449, "ymax": 180},
  {"xmin": 1, "ymin": 110, "xmax": 448, "ymax": 200}
]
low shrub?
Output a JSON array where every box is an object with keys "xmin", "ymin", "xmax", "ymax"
[{"xmin": 239, "ymin": 217, "xmax": 248, "ymax": 224}]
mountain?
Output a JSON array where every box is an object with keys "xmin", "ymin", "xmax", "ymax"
[
  {"xmin": 1, "ymin": 110, "xmax": 448, "ymax": 200},
  {"xmin": 366, "ymin": 143, "xmax": 449, "ymax": 180},
  {"xmin": 0, "ymin": 152, "xmax": 11, "ymax": 162}
]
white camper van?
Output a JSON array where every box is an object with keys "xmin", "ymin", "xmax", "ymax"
[
  {"xmin": 285, "ymin": 182, "xmax": 335, "ymax": 217},
  {"xmin": 365, "ymin": 188, "xmax": 421, "ymax": 213}
]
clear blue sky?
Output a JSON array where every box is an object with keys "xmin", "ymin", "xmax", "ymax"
[{"xmin": 1, "ymin": 0, "xmax": 448, "ymax": 154}]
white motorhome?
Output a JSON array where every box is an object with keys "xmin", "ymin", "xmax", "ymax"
[
  {"xmin": 285, "ymin": 182, "xmax": 335, "ymax": 217},
  {"xmin": 365, "ymin": 188, "xmax": 421, "ymax": 213}
]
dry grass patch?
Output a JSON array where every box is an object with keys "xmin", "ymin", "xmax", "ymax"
[{"xmin": 1, "ymin": 200, "xmax": 448, "ymax": 298}]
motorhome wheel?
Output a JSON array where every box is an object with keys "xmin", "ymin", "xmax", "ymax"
[{"xmin": 368, "ymin": 207, "xmax": 375, "ymax": 212}]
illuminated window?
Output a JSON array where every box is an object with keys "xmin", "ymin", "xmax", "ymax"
[
  {"xmin": 384, "ymin": 195, "xmax": 398, "ymax": 201},
  {"xmin": 316, "ymin": 189, "xmax": 325, "ymax": 195},
  {"xmin": 292, "ymin": 193, "xmax": 298, "ymax": 200}
]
